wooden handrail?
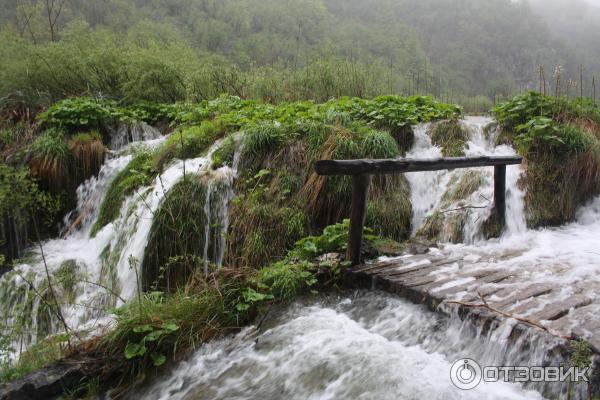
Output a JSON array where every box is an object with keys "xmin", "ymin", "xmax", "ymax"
[
  {"xmin": 314, "ymin": 155, "xmax": 523, "ymax": 266},
  {"xmin": 315, "ymin": 156, "xmax": 523, "ymax": 176}
]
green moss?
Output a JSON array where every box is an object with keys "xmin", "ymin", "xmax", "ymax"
[
  {"xmin": 211, "ymin": 134, "xmax": 236, "ymax": 169},
  {"xmin": 430, "ymin": 120, "xmax": 468, "ymax": 157},
  {"xmin": 481, "ymin": 212, "xmax": 503, "ymax": 239},
  {"xmin": 417, "ymin": 210, "xmax": 465, "ymax": 243},
  {"xmin": 441, "ymin": 171, "xmax": 484, "ymax": 205},
  {"xmin": 70, "ymin": 130, "xmax": 103, "ymax": 144},
  {"xmin": 388, "ymin": 125, "xmax": 415, "ymax": 155},
  {"xmin": 91, "ymin": 150, "xmax": 156, "ymax": 236}
]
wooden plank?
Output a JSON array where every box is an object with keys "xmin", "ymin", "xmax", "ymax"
[
  {"xmin": 348, "ymin": 174, "xmax": 371, "ymax": 266},
  {"xmin": 508, "ymin": 294, "xmax": 592, "ymax": 321},
  {"xmin": 487, "ymin": 284, "xmax": 554, "ymax": 309},
  {"xmin": 379, "ymin": 257, "xmax": 463, "ymax": 278},
  {"xmin": 353, "ymin": 253, "xmax": 443, "ymax": 273},
  {"xmin": 403, "ymin": 262, "xmax": 495, "ymax": 288},
  {"xmin": 315, "ymin": 156, "xmax": 523, "ymax": 176},
  {"xmin": 531, "ymin": 295, "xmax": 592, "ymax": 321},
  {"xmin": 431, "ymin": 270, "xmax": 515, "ymax": 298},
  {"xmin": 545, "ymin": 304, "xmax": 600, "ymax": 348}
]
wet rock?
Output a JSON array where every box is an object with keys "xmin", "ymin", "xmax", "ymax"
[
  {"xmin": 0, "ymin": 362, "xmax": 87, "ymax": 400},
  {"xmin": 406, "ymin": 238, "xmax": 435, "ymax": 255}
]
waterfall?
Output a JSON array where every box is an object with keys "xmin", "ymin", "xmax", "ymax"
[
  {"xmin": 0, "ymin": 134, "xmax": 240, "ymax": 358},
  {"xmin": 109, "ymin": 122, "xmax": 163, "ymax": 150},
  {"xmin": 406, "ymin": 117, "xmax": 526, "ymax": 243}
]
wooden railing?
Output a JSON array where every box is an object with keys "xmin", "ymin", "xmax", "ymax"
[{"xmin": 314, "ymin": 156, "xmax": 523, "ymax": 266}]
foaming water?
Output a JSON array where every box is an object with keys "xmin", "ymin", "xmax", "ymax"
[
  {"xmin": 109, "ymin": 122, "xmax": 163, "ymax": 150},
  {"xmin": 137, "ymin": 292, "xmax": 548, "ymax": 400},
  {"xmin": 406, "ymin": 117, "xmax": 526, "ymax": 242},
  {"xmin": 0, "ymin": 136, "xmax": 238, "ymax": 355}
]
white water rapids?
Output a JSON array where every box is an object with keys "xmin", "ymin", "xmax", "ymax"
[{"xmin": 1, "ymin": 117, "xmax": 599, "ymax": 399}]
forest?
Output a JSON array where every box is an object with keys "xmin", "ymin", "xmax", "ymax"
[{"xmin": 0, "ymin": 0, "xmax": 599, "ymax": 113}]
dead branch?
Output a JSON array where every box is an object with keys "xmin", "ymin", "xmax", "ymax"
[{"xmin": 446, "ymin": 290, "xmax": 572, "ymax": 340}]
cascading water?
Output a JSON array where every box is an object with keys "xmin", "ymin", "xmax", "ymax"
[
  {"xmin": 109, "ymin": 122, "xmax": 163, "ymax": 150},
  {"xmin": 0, "ymin": 131, "xmax": 242, "ymax": 359},
  {"xmin": 406, "ymin": 116, "xmax": 526, "ymax": 242},
  {"xmin": 137, "ymin": 291, "xmax": 553, "ymax": 400},
  {"xmin": 2, "ymin": 117, "xmax": 598, "ymax": 400}
]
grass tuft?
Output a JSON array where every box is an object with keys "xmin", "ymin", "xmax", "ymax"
[{"xmin": 430, "ymin": 120, "xmax": 468, "ymax": 157}]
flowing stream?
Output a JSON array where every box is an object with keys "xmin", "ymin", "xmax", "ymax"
[
  {"xmin": 135, "ymin": 291, "xmax": 554, "ymax": 400},
  {"xmin": 1, "ymin": 118, "xmax": 598, "ymax": 398}
]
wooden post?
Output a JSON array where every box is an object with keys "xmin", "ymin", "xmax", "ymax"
[
  {"xmin": 494, "ymin": 165, "xmax": 506, "ymax": 228},
  {"xmin": 348, "ymin": 174, "xmax": 371, "ymax": 266}
]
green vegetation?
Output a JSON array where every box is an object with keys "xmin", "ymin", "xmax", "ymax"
[
  {"xmin": 84, "ymin": 220, "xmax": 356, "ymax": 390},
  {"xmin": 493, "ymin": 92, "xmax": 600, "ymax": 227},
  {"xmin": 29, "ymin": 129, "xmax": 71, "ymax": 191},
  {"xmin": 211, "ymin": 135, "xmax": 237, "ymax": 169},
  {"xmin": 0, "ymin": 0, "xmax": 595, "ymax": 111},
  {"xmin": 91, "ymin": 150, "xmax": 156, "ymax": 236},
  {"xmin": 0, "ymin": 336, "xmax": 64, "ymax": 383},
  {"xmin": 431, "ymin": 120, "xmax": 468, "ymax": 157},
  {"xmin": 143, "ymin": 176, "xmax": 219, "ymax": 291}
]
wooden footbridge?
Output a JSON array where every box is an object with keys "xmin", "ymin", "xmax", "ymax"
[{"xmin": 315, "ymin": 156, "xmax": 600, "ymax": 355}]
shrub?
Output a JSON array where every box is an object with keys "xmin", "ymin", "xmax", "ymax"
[
  {"xmin": 69, "ymin": 131, "xmax": 106, "ymax": 182},
  {"xmin": 28, "ymin": 129, "xmax": 71, "ymax": 191},
  {"xmin": 38, "ymin": 97, "xmax": 120, "ymax": 131}
]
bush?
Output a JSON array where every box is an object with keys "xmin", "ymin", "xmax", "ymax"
[
  {"xmin": 28, "ymin": 129, "xmax": 71, "ymax": 191},
  {"xmin": 493, "ymin": 92, "xmax": 600, "ymax": 227},
  {"xmin": 38, "ymin": 97, "xmax": 120, "ymax": 131}
]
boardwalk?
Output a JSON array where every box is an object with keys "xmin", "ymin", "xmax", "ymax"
[{"xmin": 348, "ymin": 247, "xmax": 600, "ymax": 352}]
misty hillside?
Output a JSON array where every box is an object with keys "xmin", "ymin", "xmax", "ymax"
[
  {"xmin": 0, "ymin": 0, "xmax": 597, "ymax": 107},
  {"xmin": 529, "ymin": 0, "xmax": 600, "ymax": 74}
]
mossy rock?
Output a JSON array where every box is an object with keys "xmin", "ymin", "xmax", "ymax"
[
  {"xmin": 430, "ymin": 120, "xmax": 468, "ymax": 157},
  {"xmin": 481, "ymin": 211, "xmax": 503, "ymax": 239},
  {"xmin": 417, "ymin": 210, "xmax": 466, "ymax": 244},
  {"xmin": 440, "ymin": 170, "xmax": 484, "ymax": 206},
  {"xmin": 55, "ymin": 259, "xmax": 81, "ymax": 303},
  {"xmin": 494, "ymin": 126, "xmax": 516, "ymax": 147}
]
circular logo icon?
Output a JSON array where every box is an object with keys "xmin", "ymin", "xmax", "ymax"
[{"xmin": 450, "ymin": 358, "xmax": 482, "ymax": 390}]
